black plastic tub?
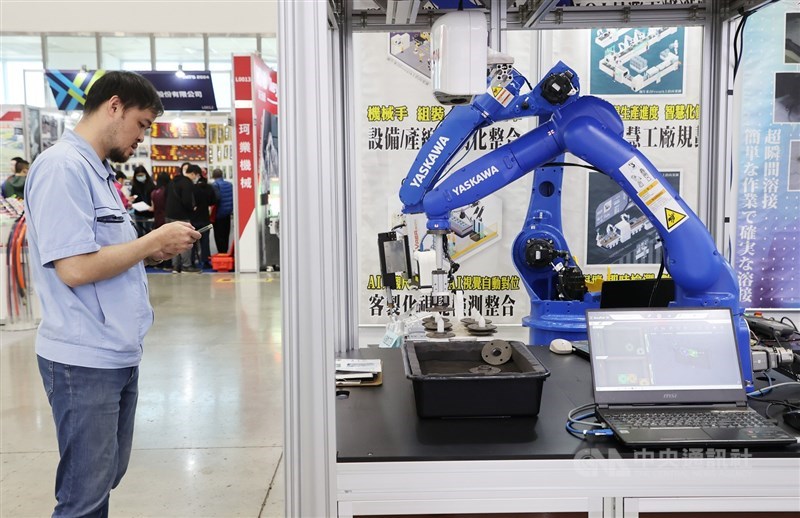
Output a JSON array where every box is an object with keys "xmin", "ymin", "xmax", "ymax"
[{"xmin": 402, "ymin": 340, "xmax": 550, "ymax": 418}]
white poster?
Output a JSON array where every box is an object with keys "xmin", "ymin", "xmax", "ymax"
[
  {"xmin": 544, "ymin": 27, "xmax": 703, "ymax": 284},
  {"xmin": 354, "ymin": 32, "xmax": 538, "ymax": 328},
  {"xmin": 354, "ymin": 26, "xmax": 703, "ymax": 331}
]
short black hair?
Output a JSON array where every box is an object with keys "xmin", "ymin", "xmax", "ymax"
[
  {"xmin": 185, "ymin": 164, "xmax": 203, "ymax": 176},
  {"xmin": 155, "ymin": 172, "xmax": 171, "ymax": 188},
  {"xmin": 83, "ymin": 71, "xmax": 164, "ymax": 117},
  {"xmin": 11, "ymin": 156, "xmax": 24, "ymax": 163},
  {"xmin": 15, "ymin": 160, "xmax": 29, "ymax": 173},
  {"xmin": 212, "ymin": 168, "xmax": 223, "ymax": 179}
]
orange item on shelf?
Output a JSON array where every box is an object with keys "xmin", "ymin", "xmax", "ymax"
[{"xmin": 210, "ymin": 253, "xmax": 234, "ymax": 272}]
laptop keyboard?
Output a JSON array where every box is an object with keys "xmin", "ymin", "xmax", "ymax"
[{"xmin": 605, "ymin": 410, "xmax": 771, "ymax": 429}]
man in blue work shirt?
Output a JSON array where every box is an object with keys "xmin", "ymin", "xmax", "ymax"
[{"xmin": 24, "ymin": 71, "xmax": 201, "ymax": 517}]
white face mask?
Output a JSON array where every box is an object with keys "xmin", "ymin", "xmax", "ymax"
[{"xmin": 135, "ymin": 175, "xmax": 146, "ymax": 182}]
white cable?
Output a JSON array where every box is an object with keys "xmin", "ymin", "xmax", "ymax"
[{"xmin": 567, "ymin": 403, "xmax": 604, "ymax": 427}]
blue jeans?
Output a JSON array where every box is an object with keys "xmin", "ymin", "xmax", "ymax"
[{"xmin": 37, "ymin": 356, "xmax": 139, "ymax": 518}]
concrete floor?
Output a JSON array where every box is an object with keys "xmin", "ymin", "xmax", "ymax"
[{"xmin": 1, "ymin": 272, "xmax": 284, "ymax": 517}]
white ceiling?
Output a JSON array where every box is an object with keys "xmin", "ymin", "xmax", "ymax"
[{"xmin": 0, "ymin": 1, "xmax": 278, "ymax": 35}]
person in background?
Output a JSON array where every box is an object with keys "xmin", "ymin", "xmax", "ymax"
[
  {"xmin": 23, "ymin": 70, "xmax": 200, "ymax": 517},
  {"xmin": 130, "ymin": 165, "xmax": 156, "ymax": 237},
  {"xmin": 180, "ymin": 161, "xmax": 191, "ymax": 177},
  {"xmin": 2, "ymin": 157, "xmax": 26, "ymax": 198},
  {"xmin": 114, "ymin": 170, "xmax": 132, "ymax": 209},
  {"xmin": 150, "ymin": 172, "xmax": 172, "ymax": 270},
  {"xmin": 166, "ymin": 164, "xmax": 200, "ymax": 273},
  {"xmin": 191, "ymin": 172, "xmax": 217, "ymax": 269},
  {"xmin": 3, "ymin": 159, "xmax": 30, "ymax": 199},
  {"xmin": 210, "ymin": 168, "xmax": 233, "ymax": 254},
  {"xmin": 9, "ymin": 156, "xmax": 23, "ymax": 173}
]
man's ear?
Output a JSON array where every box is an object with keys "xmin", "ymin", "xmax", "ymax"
[{"xmin": 107, "ymin": 95, "xmax": 123, "ymax": 116}]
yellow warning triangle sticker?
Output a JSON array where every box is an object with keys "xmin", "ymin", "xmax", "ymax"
[
  {"xmin": 665, "ymin": 207, "xmax": 687, "ymax": 230},
  {"xmin": 491, "ymin": 86, "xmax": 502, "ymax": 97}
]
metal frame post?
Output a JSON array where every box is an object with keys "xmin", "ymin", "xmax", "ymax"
[{"xmin": 279, "ymin": 0, "xmax": 344, "ymax": 514}]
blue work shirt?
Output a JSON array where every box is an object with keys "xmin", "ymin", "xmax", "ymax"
[{"xmin": 24, "ymin": 130, "xmax": 153, "ymax": 369}]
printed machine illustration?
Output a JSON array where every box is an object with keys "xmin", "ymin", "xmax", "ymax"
[{"xmin": 378, "ymin": 49, "xmax": 752, "ymax": 386}]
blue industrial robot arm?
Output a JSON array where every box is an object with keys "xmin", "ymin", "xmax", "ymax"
[
  {"xmin": 399, "ymin": 62, "xmax": 581, "ymax": 213},
  {"xmin": 399, "ymin": 65, "xmax": 752, "ymax": 386}
]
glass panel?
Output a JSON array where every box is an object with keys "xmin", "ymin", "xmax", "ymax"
[
  {"xmin": 101, "ymin": 36, "xmax": 151, "ymax": 70},
  {"xmin": 0, "ymin": 35, "xmax": 42, "ymax": 61},
  {"xmin": 260, "ymin": 36, "xmax": 278, "ymax": 68},
  {"xmin": 208, "ymin": 37, "xmax": 257, "ymax": 70},
  {"xmin": 24, "ymin": 69, "xmax": 46, "ymax": 107},
  {"xmin": 154, "ymin": 37, "xmax": 204, "ymax": 71},
  {"xmin": 211, "ymin": 71, "xmax": 231, "ymax": 110},
  {"xmin": 47, "ymin": 36, "xmax": 97, "ymax": 69},
  {"xmin": 2, "ymin": 62, "xmax": 43, "ymax": 105},
  {"xmin": 0, "ymin": 35, "xmax": 44, "ymax": 105}
]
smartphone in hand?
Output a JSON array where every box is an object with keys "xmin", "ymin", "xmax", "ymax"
[{"xmin": 196, "ymin": 224, "xmax": 213, "ymax": 233}]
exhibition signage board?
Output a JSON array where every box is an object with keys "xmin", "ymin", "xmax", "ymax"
[
  {"xmin": 45, "ymin": 69, "xmax": 217, "ymax": 111},
  {"xmin": 355, "ymin": 27, "xmax": 704, "ymax": 329},
  {"xmin": 232, "ymin": 53, "xmax": 276, "ymax": 273},
  {"xmin": 733, "ymin": 3, "xmax": 800, "ymax": 309},
  {"xmin": 546, "ymin": 26, "xmax": 703, "ymax": 286},
  {"xmin": 355, "ymin": 31, "xmax": 534, "ymax": 326},
  {"xmin": 232, "ymin": 55, "xmax": 258, "ymax": 273}
]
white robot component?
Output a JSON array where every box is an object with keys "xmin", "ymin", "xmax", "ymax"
[{"xmin": 431, "ymin": 11, "xmax": 488, "ymax": 105}]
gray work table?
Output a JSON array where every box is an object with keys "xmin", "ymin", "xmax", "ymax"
[{"xmin": 335, "ymin": 346, "xmax": 800, "ymax": 518}]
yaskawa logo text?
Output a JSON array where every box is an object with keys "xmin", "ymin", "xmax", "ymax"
[
  {"xmin": 451, "ymin": 165, "xmax": 500, "ymax": 196},
  {"xmin": 409, "ymin": 136, "xmax": 450, "ymax": 188}
]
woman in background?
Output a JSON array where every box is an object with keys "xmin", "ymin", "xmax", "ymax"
[
  {"xmin": 114, "ymin": 170, "xmax": 132, "ymax": 209},
  {"xmin": 130, "ymin": 165, "xmax": 156, "ymax": 237}
]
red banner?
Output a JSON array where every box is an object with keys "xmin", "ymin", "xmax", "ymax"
[
  {"xmin": 233, "ymin": 56, "xmax": 253, "ymax": 101},
  {"xmin": 233, "ymin": 55, "xmax": 256, "ymax": 244}
]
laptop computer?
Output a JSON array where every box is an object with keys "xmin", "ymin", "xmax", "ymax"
[
  {"xmin": 572, "ymin": 279, "xmax": 677, "ymax": 360},
  {"xmin": 587, "ymin": 307, "xmax": 797, "ymax": 447},
  {"xmin": 600, "ymin": 278, "xmax": 675, "ymax": 309}
]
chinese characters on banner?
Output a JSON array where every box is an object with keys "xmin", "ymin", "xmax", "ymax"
[
  {"xmin": 45, "ymin": 70, "xmax": 217, "ymax": 111},
  {"xmin": 734, "ymin": 3, "xmax": 800, "ymax": 309},
  {"xmin": 232, "ymin": 55, "xmax": 258, "ymax": 272},
  {"xmin": 232, "ymin": 54, "xmax": 275, "ymax": 273},
  {"xmin": 355, "ymin": 32, "xmax": 535, "ymax": 327}
]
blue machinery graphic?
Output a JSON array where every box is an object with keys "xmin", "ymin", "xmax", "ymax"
[{"xmin": 398, "ymin": 62, "xmax": 752, "ymax": 387}]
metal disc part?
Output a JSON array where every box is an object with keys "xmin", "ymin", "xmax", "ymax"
[
  {"xmin": 481, "ymin": 340, "xmax": 512, "ymax": 365},
  {"xmin": 423, "ymin": 321, "xmax": 453, "ymax": 331},
  {"xmin": 469, "ymin": 364, "xmax": 502, "ymax": 375},
  {"xmin": 467, "ymin": 323, "xmax": 497, "ymax": 333},
  {"xmin": 468, "ymin": 329, "xmax": 497, "ymax": 336},
  {"xmin": 460, "ymin": 317, "xmax": 492, "ymax": 326},
  {"xmin": 426, "ymin": 331, "xmax": 456, "ymax": 339},
  {"xmin": 423, "ymin": 316, "xmax": 451, "ymax": 325}
]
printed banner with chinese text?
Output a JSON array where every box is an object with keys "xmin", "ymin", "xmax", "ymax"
[
  {"xmin": 45, "ymin": 70, "xmax": 217, "ymax": 111},
  {"xmin": 734, "ymin": 1, "xmax": 800, "ymax": 309}
]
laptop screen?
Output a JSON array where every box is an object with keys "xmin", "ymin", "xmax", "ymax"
[{"xmin": 587, "ymin": 308, "xmax": 745, "ymax": 405}]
